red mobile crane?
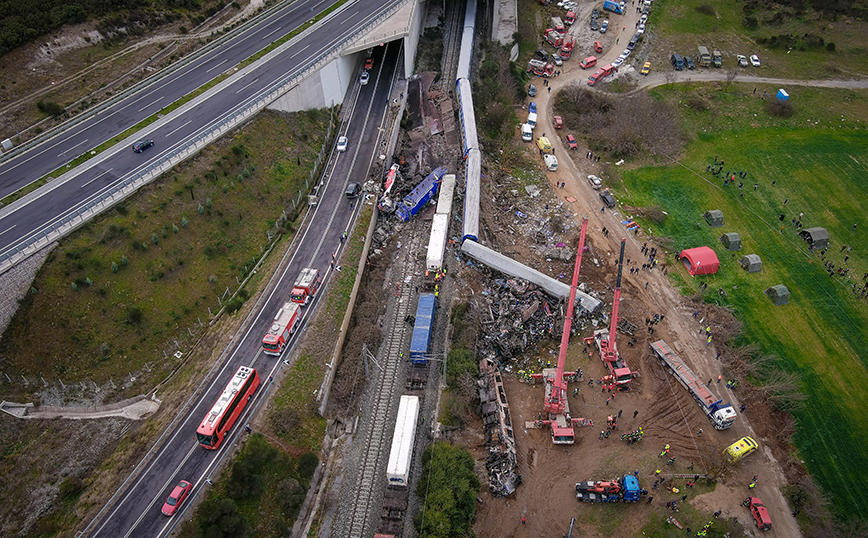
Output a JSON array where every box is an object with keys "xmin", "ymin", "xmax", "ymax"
[
  {"xmin": 593, "ymin": 239, "xmax": 639, "ymax": 387},
  {"xmin": 526, "ymin": 218, "xmax": 593, "ymax": 444}
]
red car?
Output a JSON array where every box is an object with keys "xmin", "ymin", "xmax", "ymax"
[
  {"xmin": 162, "ymin": 480, "xmax": 192, "ymax": 516},
  {"xmin": 364, "ymin": 58, "xmax": 374, "ymax": 70},
  {"xmin": 745, "ymin": 497, "xmax": 772, "ymax": 530},
  {"xmin": 553, "ymin": 115, "xmax": 563, "ymax": 129},
  {"xmin": 565, "ymin": 134, "xmax": 578, "ymax": 150}
]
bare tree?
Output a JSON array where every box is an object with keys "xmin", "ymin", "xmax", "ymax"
[{"xmin": 723, "ymin": 69, "xmax": 739, "ymax": 91}]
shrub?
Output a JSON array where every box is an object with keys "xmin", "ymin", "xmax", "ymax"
[
  {"xmin": 225, "ymin": 297, "xmax": 244, "ymax": 313},
  {"xmin": 766, "ymin": 99, "xmax": 795, "ymax": 117},
  {"xmin": 695, "ymin": 3, "xmax": 715, "ymax": 15},
  {"xmin": 826, "ymin": 42, "xmax": 835, "ymax": 52},
  {"xmin": 37, "ymin": 100, "xmax": 65, "ymax": 117},
  {"xmin": 206, "ymin": 198, "xmax": 213, "ymax": 209},
  {"xmin": 126, "ymin": 306, "xmax": 143, "ymax": 324},
  {"xmin": 152, "ymin": 233, "xmax": 159, "ymax": 245},
  {"xmin": 297, "ymin": 452, "xmax": 319, "ymax": 481},
  {"xmin": 111, "ymin": 261, "xmax": 119, "ymax": 273},
  {"xmin": 181, "ymin": 217, "xmax": 189, "ymax": 228}
]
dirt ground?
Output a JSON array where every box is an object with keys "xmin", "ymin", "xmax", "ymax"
[{"xmin": 466, "ymin": 14, "xmax": 802, "ymax": 538}]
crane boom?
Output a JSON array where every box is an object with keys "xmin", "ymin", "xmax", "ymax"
[
  {"xmin": 601, "ymin": 239, "xmax": 626, "ymax": 364},
  {"xmin": 545, "ymin": 218, "xmax": 589, "ymax": 416}
]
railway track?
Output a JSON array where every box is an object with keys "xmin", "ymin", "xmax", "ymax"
[
  {"xmin": 440, "ymin": 0, "xmax": 465, "ymax": 84},
  {"xmin": 343, "ymin": 230, "xmax": 423, "ymax": 538}
]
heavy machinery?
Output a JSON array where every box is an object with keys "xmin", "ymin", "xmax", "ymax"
[
  {"xmin": 593, "ymin": 239, "xmax": 638, "ymax": 387},
  {"xmin": 650, "ymin": 340, "xmax": 737, "ymax": 429},
  {"xmin": 525, "ymin": 218, "xmax": 593, "ymax": 444},
  {"xmin": 576, "ymin": 475, "xmax": 641, "ymax": 503}
]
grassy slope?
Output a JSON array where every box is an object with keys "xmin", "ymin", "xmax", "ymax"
[
  {"xmin": 620, "ymin": 82, "xmax": 868, "ymax": 519},
  {"xmin": 0, "ymin": 109, "xmax": 329, "ymax": 399}
]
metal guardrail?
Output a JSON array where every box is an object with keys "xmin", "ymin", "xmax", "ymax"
[
  {"xmin": 0, "ymin": 0, "xmax": 411, "ymax": 274},
  {"xmin": 0, "ymin": 0, "xmax": 303, "ymax": 164}
]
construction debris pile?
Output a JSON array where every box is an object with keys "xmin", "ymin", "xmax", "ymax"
[
  {"xmin": 478, "ymin": 358, "xmax": 521, "ymax": 497},
  {"xmin": 477, "ymin": 277, "xmax": 605, "ymax": 364}
]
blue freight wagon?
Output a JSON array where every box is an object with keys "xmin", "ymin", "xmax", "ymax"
[
  {"xmin": 395, "ymin": 167, "xmax": 447, "ymax": 222},
  {"xmin": 410, "ymin": 293, "xmax": 437, "ymax": 364}
]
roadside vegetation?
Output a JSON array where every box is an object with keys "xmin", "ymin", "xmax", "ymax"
[{"xmin": 177, "ymin": 433, "xmax": 318, "ymax": 538}]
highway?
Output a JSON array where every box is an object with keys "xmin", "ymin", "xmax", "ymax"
[
  {"xmin": 86, "ymin": 41, "xmax": 402, "ymax": 538},
  {"xmin": 0, "ymin": 0, "xmax": 404, "ymax": 267}
]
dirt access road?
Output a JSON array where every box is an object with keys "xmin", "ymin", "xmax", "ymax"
[{"xmin": 472, "ymin": 17, "xmax": 803, "ymax": 538}]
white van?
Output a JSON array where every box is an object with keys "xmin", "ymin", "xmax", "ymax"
[
  {"xmin": 521, "ymin": 123, "xmax": 533, "ymax": 142},
  {"xmin": 527, "ymin": 112, "xmax": 538, "ymax": 129},
  {"xmin": 544, "ymin": 154, "xmax": 558, "ymax": 171}
]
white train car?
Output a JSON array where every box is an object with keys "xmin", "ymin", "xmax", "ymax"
[
  {"xmin": 456, "ymin": 78, "xmax": 478, "ymax": 154},
  {"xmin": 426, "ymin": 213, "xmax": 450, "ymax": 271},
  {"xmin": 456, "ymin": 0, "xmax": 477, "ymax": 80},
  {"xmin": 436, "ymin": 174, "xmax": 456, "ymax": 216},
  {"xmin": 462, "ymin": 148, "xmax": 481, "ymax": 242},
  {"xmin": 386, "ymin": 395, "xmax": 421, "ymax": 486}
]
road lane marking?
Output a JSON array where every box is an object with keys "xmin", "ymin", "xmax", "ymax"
[
  {"xmin": 165, "ymin": 120, "xmax": 192, "ymax": 138},
  {"xmin": 55, "ymin": 138, "xmax": 90, "ymax": 158},
  {"xmin": 0, "ymin": 225, "xmax": 16, "ymax": 237},
  {"xmin": 137, "ymin": 96, "xmax": 164, "ymax": 112},
  {"xmin": 205, "ymin": 59, "xmax": 228, "ymax": 73},
  {"xmin": 262, "ymin": 26, "xmax": 282, "ymax": 40},
  {"xmin": 80, "ymin": 168, "xmax": 113, "ymax": 189},
  {"xmin": 235, "ymin": 77, "xmax": 259, "ymax": 94},
  {"xmin": 289, "ymin": 43, "xmax": 310, "ymax": 59}
]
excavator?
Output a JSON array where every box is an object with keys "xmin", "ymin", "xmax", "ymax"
[{"xmin": 525, "ymin": 218, "xmax": 593, "ymax": 444}]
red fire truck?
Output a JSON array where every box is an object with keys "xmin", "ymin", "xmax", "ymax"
[
  {"xmin": 290, "ymin": 267, "xmax": 321, "ymax": 305},
  {"xmin": 262, "ymin": 302, "xmax": 302, "ymax": 356}
]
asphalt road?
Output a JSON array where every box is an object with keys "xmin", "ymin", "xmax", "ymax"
[
  {"xmin": 86, "ymin": 41, "xmax": 402, "ymax": 538},
  {"xmin": 0, "ymin": 0, "xmax": 403, "ymax": 264}
]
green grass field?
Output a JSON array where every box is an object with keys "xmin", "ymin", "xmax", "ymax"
[{"xmin": 620, "ymin": 84, "xmax": 868, "ymax": 520}]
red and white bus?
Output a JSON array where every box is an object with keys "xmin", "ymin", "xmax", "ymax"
[{"xmin": 196, "ymin": 366, "xmax": 260, "ymax": 449}]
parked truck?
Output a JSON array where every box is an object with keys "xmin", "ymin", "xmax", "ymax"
[
  {"xmin": 386, "ymin": 395, "xmax": 420, "ymax": 486},
  {"xmin": 603, "ymin": 0, "xmax": 624, "ymax": 14},
  {"xmin": 697, "ymin": 46, "xmax": 712, "ymax": 67},
  {"xmin": 551, "ymin": 16, "xmax": 565, "ymax": 34},
  {"xmin": 544, "ymin": 28, "xmax": 563, "ymax": 48},
  {"xmin": 560, "ymin": 36, "xmax": 575, "ymax": 60},
  {"xmin": 261, "ymin": 302, "xmax": 302, "ymax": 355},
  {"xmin": 650, "ymin": 340, "xmax": 737, "ymax": 429},
  {"xmin": 290, "ymin": 267, "xmax": 321, "ymax": 305},
  {"xmin": 527, "ymin": 59, "xmax": 554, "ymax": 77},
  {"xmin": 712, "ymin": 49, "xmax": 722, "ymax": 67},
  {"xmin": 410, "ymin": 293, "xmax": 437, "ymax": 364},
  {"xmin": 576, "ymin": 475, "xmax": 640, "ymax": 503}
]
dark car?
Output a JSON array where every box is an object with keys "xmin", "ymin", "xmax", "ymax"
[
  {"xmin": 565, "ymin": 134, "xmax": 578, "ymax": 149},
  {"xmin": 345, "ymin": 182, "xmax": 361, "ymax": 199},
  {"xmin": 132, "ymin": 139, "xmax": 154, "ymax": 153},
  {"xmin": 535, "ymin": 49, "xmax": 549, "ymax": 62},
  {"xmin": 685, "ymin": 56, "xmax": 696, "ymax": 70},
  {"xmin": 591, "ymin": 8, "xmax": 599, "ymax": 19},
  {"xmin": 590, "ymin": 18, "xmax": 599, "ymax": 31},
  {"xmin": 162, "ymin": 480, "xmax": 192, "ymax": 516},
  {"xmin": 600, "ymin": 190, "xmax": 616, "ymax": 208}
]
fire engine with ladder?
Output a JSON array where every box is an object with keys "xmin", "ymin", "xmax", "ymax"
[{"xmin": 525, "ymin": 218, "xmax": 594, "ymax": 444}]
